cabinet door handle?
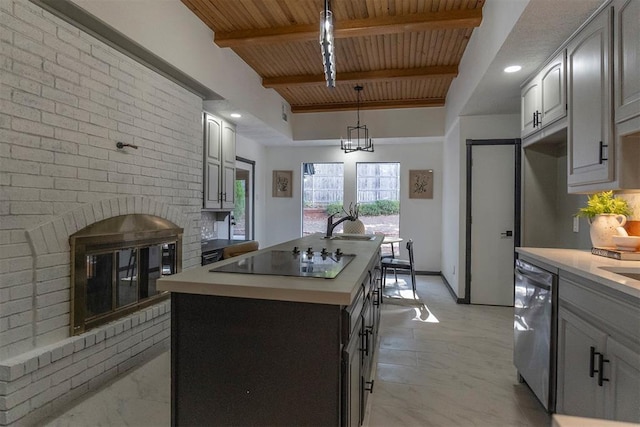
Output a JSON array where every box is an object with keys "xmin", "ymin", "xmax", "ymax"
[
  {"xmin": 535, "ymin": 111, "xmax": 541, "ymax": 127},
  {"xmin": 597, "ymin": 353, "xmax": 610, "ymax": 386},
  {"xmin": 589, "ymin": 346, "xmax": 597, "ymax": 377},
  {"xmin": 532, "ymin": 111, "xmax": 537, "ymax": 127},
  {"xmin": 372, "ymin": 290, "xmax": 380, "ymax": 307},
  {"xmin": 599, "ymin": 141, "xmax": 608, "ymax": 163},
  {"xmin": 365, "ymin": 379, "xmax": 375, "ymax": 393}
]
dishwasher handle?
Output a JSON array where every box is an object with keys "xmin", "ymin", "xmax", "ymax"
[{"xmin": 515, "ymin": 260, "xmax": 554, "ymax": 291}]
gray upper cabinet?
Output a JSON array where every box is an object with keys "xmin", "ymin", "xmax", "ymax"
[
  {"xmin": 613, "ymin": 0, "xmax": 640, "ymax": 124},
  {"xmin": 566, "ymin": 6, "xmax": 613, "ymax": 189},
  {"xmin": 204, "ymin": 113, "xmax": 235, "ymax": 210},
  {"xmin": 521, "ymin": 51, "xmax": 566, "ymax": 142}
]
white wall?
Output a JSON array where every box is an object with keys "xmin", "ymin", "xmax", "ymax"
[
  {"xmin": 292, "ymin": 107, "xmax": 446, "ymax": 141},
  {"xmin": 441, "ymin": 114, "xmax": 521, "ymax": 298},
  {"xmin": 70, "ymin": 0, "xmax": 293, "ymax": 141},
  {"xmin": 263, "ymin": 143, "xmax": 444, "ymax": 272},
  {"xmin": 236, "ymin": 134, "xmax": 267, "ymax": 246}
]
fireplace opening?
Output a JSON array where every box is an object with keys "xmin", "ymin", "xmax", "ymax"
[{"xmin": 70, "ymin": 214, "xmax": 182, "ymax": 335}]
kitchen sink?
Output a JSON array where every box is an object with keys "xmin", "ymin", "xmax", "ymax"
[
  {"xmin": 598, "ymin": 266, "xmax": 640, "ymax": 281},
  {"xmin": 328, "ymin": 234, "xmax": 376, "ymax": 241}
]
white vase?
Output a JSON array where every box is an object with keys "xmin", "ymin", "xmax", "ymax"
[{"xmin": 589, "ymin": 214, "xmax": 627, "ymax": 248}]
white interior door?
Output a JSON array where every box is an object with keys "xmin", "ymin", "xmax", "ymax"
[{"xmin": 470, "ymin": 144, "xmax": 516, "ymax": 306}]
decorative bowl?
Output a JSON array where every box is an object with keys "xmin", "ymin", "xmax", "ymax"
[{"xmin": 612, "ymin": 235, "xmax": 640, "ymax": 251}]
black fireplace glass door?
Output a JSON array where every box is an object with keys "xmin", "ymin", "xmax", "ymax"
[
  {"xmin": 139, "ymin": 245, "xmax": 162, "ymax": 298},
  {"xmin": 86, "ymin": 253, "xmax": 113, "ymax": 317},
  {"xmin": 116, "ymin": 248, "xmax": 138, "ymax": 307}
]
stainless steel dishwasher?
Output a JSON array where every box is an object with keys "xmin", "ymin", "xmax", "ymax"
[{"xmin": 514, "ymin": 257, "xmax": 558, "ymax": 412}]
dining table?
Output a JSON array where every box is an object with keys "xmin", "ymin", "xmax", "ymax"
[{"xmin": 382, "ymin": 236, "xmax": 403, "ymax": 258}]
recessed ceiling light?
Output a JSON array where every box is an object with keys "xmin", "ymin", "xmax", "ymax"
[
  {"xmin": 504, "ymin": 65, "xmax": 522, "ymax": 73},
  {"xmin": 230, "ymin": 113, "xmax": 242, "ymax": 118}
]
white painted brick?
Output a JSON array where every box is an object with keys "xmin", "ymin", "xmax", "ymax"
[
  {"xmin": 43, "ymin": 33, "xmax": 79, "ymax": 59},
  {"xmin": 43, "ymin": 59, "xmax": 80, "ymax": 84},
  {"xmin": 34, "ymin": 264, "xmax": 67, "ymax": 283},
  {"xmin": 0, "ymin": 359, "xmax": 24, "ymax": 383},
  {"xmin": 13, "ymin": 61, "xmax": 54, "ymax": 86},
  {"xmin": 35, "ymin": 276, "xmax": 67, "ymax": 295},
  {"xmin": 90, "ymin": 45, "xmax": 119, "ymax": 67},
  {"xmin": 41, "ymin": 112, "xmax": 78, "ymax": 131},
  {"xmin": 35, "ymin": 313, "xmax": 67, "ymax": 336},
  {"xmin": 2, "ymin": 158, "xmax": 41, "ymax": 175},
  {"xmin": 56, "ymin": 54, "xmax": 91, "ymax": 78},
  {"xmin": 0, "ymin": 256, "xmax": 31, "ymax": 274},
  {"xmin": 8, "ymin": 311, "xmax": 30, "ymax": 329},
  {"xmin": 10, "ymin": 173, "xmax": 53, "ymax": 189},
  {"xmin": 88, "ymin": 88, "xmax": 118, "ymax": 110},
  {"xmin": 8, "ymin": 283, "xmax": 32, "ymax": 300},
  {"xmin": 55, "ymin": 103, "xmax": 89, "ymax": 123},
  {"xmin": 54, "ymin": 79, "xmax": 89, "ymax": 101},
  {"xmin": 78, "ymin": 121, "xmax": 108, "ymax": 138},
  {"xmin": 72, "ymin": 207, "xmax": 86, "ymax": 230},
  {"xmin": 53, "ymin": 128, "xmax": 88, "ymax": 146},
  {"xmin": 40, "ymin": 164, "xmax": 77, "ymax": 178},
  {"xmin": 34, "ymin": 353, "xmax": 51, "ymax": 377},
  {"xmin": 5, "ymin": 42, "xmax": 43, "ymax": 69},
  {"xmin": 78, "ymin": 97, "xmax": 108, "ymax": 116},
  {"xmin": 0, "ymin": 399, "xmax": 30, "ymax": 424},
  {"xmin": 13, "ymin": 32, "xmax": 56, "ymax": 62},
  {"xmin": 11, "ymin": 118, "xmax": 54, "ymax": 138},
  {"xmin": 54, "ymin": 152, "xmax": 88, "ymax": 168},
  {"xmin": 40, "ymin": 189, "xmax": 77, "ymax": 202},
  {"xmin": 0, "ymin": 99, "xmax": 40, "ymax": 122},
  {"xmin": 10, "ymin": 201, "xmax": 53, "ymax": 215},
  {"xmin": 94, "ymin": 329, "xmax": 105, "ymax": 344},
  {"xmin": 40, "ymin": 137, "xmax": 79, "ymax": 155},
  {"xmin": 0, "ymin": 243, "xmax": 31, "ymax": 260},
  {"xmin": 14, "ymin": 2, "xmax": 56, "ymax": 35},
  {"xmin": 57, "ymin": 27, "xmax": 90, "ymax": 53},
  {"xmin": 35, "ymin": 252, "xmax": 68, "ymax": 269},
  {"xmin": 77, "ymin": 167, "xmax": 106, "ymax": 181},
  {"xmin": 54, "ymin": 178, "xmax": 88, "ymax": 191},
  {"xmin": 1, "ymin": 269, "xmax": 31, "ymax": 287},
  {"xmin": 86, "ymin": 345, "xmax": 115, "ymax": 368}
]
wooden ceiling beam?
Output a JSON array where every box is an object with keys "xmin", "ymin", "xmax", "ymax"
[
  {"xmin": 291, "ymin": 98, "xmax": 446, "ymax": 113},
  {"xmin": 262, "ymin": 65, "xmax": 458, "ymax": 88},
  {"xmin": 214, "ymin": 9, "xmax": 482, "ymax": 48}
]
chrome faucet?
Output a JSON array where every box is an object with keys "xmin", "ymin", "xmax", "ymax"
[{"xmin": 325, "ymin": 213, "xmax": 357, "ymax": 238}]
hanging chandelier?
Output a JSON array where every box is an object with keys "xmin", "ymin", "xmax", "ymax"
[
  {"xmin": 319, "ymin": 0, "xmax": 335, "ymax": 88},
  {"xmin": 341, "ymin": 85, "xmax": 374, "ymax": 153}
]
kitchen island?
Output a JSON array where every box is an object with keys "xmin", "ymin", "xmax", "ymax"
[{"xmin": 157, "ymin": 233, "xmax": 383, "ymax": 426}]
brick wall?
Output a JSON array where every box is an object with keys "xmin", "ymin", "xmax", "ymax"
[{"xmin": 0, "ymin": 0, "xmax": 203, "ymax": 423}]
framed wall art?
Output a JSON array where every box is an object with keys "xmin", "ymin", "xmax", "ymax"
[
  {"xmin": 272, "ymin": 170, "xmax": 293, "ymax": 198},
  {"xmin": 409, "ymin": 169, "xmax": 433, "ymax": 199}
]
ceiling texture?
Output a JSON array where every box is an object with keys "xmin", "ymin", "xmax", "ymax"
[{"xmin": 180, "ymin": 0, "xmax": 485, "ymax": 113}]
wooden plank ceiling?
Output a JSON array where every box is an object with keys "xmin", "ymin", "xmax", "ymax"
[{"xmin": 181, "ymin": 0, "xmax": 484, "ymax": 113}]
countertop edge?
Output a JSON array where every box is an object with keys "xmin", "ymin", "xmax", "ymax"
[
  {"xmin": 159, "ymin": 233, "xmax": 384, "ymax": 306},
  {"xmin": 516, "ymin": 247, "xmax": 640, "ymax": 299}
]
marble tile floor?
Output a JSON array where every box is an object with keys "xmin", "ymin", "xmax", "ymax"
[{"xmin": 41, "ymin": 275, "xmax": 550, "ymax": 427}]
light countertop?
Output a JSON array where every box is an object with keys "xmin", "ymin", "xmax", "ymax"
[
  {"xmin": 158, "ymin": 233, "xmax": 383, "ymax": 306},
  {"xmin": 553, "ymin": 414, "xmax": 639, "ymax": 427},
  {"xmin": 516, "ymin": 247, "xmax": 640, "ymax": 298}
]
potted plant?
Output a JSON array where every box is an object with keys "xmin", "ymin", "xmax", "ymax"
[{"xmin": 576, "ymin": 191, "xmax": 633, "ymax": 248}]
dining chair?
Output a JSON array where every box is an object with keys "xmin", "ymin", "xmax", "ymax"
[{"xmin": 381, "ymin": 239, "xmax": 415, "ymax": 294}]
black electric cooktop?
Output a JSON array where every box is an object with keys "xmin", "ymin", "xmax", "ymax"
[{"xmin": 209, "ymin": 249, "xmax": 355, "ymax": 279}]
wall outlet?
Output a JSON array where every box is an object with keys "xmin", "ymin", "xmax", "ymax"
[{"xmin": 573, "ymin": 216, "xmax": 580, "ymax": 233}]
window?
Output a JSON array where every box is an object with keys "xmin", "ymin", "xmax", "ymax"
[
  {"xmin": 357, "ymin": 163, "xmax": 401, "ymax": 255},
  {"xmin": 302, "ymin": 163, "xmax": 344, "ymax": 235}
]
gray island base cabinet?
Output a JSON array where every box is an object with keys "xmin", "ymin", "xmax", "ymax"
[{"xmin": 159, "ymin": 234, "xmax": 383, "ymax": 426}]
